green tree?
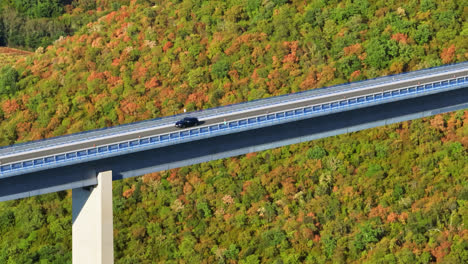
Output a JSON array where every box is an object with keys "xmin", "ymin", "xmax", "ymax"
[
  {"xmin": 0, "ymin": 209, "xmax": 15, "ymax": 231},
  {"xmin": 365, "ymin": 38, "xmax": 389, "ymax": 69},
  {"xmin": 0, "ymin": 16, "xmax": 4, "ymax": 45},
  {"xmin": 353, "ymin": 221, "xmax": 383, "ymax": 253},
  {"xmin": 271, "ymin": 5, "xmax": 298, "ymax": 41},
  {"xmin": 0, "ymin": 65, "xmax": 19, "ymax": 96},
  {"xmin": 413, "ymin": 24, "xmax": 432, "ymax": 44},
  {"xmin": 322, "ymin": 234, "xmax": 337, "ymax": 259},
  {"xmin": 337, "ymin": 55, "xmax": 361, "ymax": 78},
  {"xmin": 366, "ymin": 164, "xmax": 383, "ymax": 177},
  {"xmin": 307, "ymin": 145, "xmax": 327, "ymax": 159},
  {"xmin": 420, "ymin": 0, "xmax": 436, "ymax": 12},
  {"xmin": 241, "ymin": 254, "xmax": 260, "ymax": 264},
  {"xmin": 211, "ymin": 57, "xmax": 230, "ymax": 79},
  {"xmin": 225, "ymin": 244, "xmax": 240, "ymax": 260},
  {"xmin": 12, "ymin": 0, "xmax": 67, "ymax": 18}
]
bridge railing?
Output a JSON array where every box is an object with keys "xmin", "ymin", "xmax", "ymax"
[
  {"xmin": 1, "ymin": 75, "xmax": 467, "ymax": 177},
  {"xmin": 2, "ymin": 62, "xmax": 467, "ymax": 156}
]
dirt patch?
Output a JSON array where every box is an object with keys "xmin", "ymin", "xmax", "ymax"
[
  {"xmin": 0, "ymin": 47, "xmax": 33, "ymax": 55},
  {"xmin": 0, "ymin": 47, "xmax": 31, "ymax": 68}
]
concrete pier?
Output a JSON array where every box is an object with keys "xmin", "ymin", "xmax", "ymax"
[{"xmin": 72, "ymin": 171, "xmax": 113, "ymax": 264}]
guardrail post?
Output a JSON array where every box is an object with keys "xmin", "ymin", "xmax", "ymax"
[{"xmin": 72, "ymin": 171, "xmax": 113, "ymax": 264}]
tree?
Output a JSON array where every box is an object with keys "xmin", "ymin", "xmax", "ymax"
[
  {"xmin": 420, "ymin": 0, "xmax": 436, "ymax": 12},
  {"xmin": 413, "ymin": 24, "xmax": 432, "ymax": 44},
  {"xmin": 0, "ymin": 65, "xmax": 19, "ymax": 96},
  {"xmin": 187, "ymin": 67, "xmax": 208, "ymax": 88},
  {"xmin": 440, "ymin": 45, "xmax": 456, "ymax": 64},
  {"xmin": 307, "ymin": 146, "xmax": 327, "ymax": 159},
  {"xmin": 0, "ymin": 209, "xmax": 15, "ymax": 231},
  {"xmin": 246, "ymin": 0, "xmax": 261, "ymax": 20},
  {"xmin": 322, "ymin": 234, "xmax": 337, "ymax": 259},
  {"xmin": 365, "ymin": 38, "xmax": 389, "ymax": 69},
  {"xmin": 0, "ymin": 16, "xmax": 5, "ymax": 46},
  {"xmin": 353, "ymin": 221, "xmax": 383, "ymax": 253},
  {"xmin": 271, "ymin": 5, "xmax": 298, "ymax": 41},
  {"xmin": 211, "ymin": 57, "xmax": 230, "ymax": 79},
  {"xmin": 12, "ymin": 0, "xmax": 66, "ymax": 18},
  {"xmin": 337, "ymin": 54, "xmax": 361, "ymax": 78},
  {"xmin": 241, "ymin": 254, "xmax": 260, "ymax": 264},
  {"xmin": 304, "ymin": 7, "xmax": 324, "ymax": 28}
]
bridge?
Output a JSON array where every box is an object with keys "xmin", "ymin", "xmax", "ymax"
[{"xmin": 1, "ymin": 62, "xmax": 467, "ymax": 263}]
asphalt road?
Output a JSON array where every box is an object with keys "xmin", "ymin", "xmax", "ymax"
[
  {"xmin": 1, "ymin": 69, "xmax": 467, "ymax": 165},
  {"xmin": 2, "ymin": 63, "xmax": 466, "ymax": 156}
]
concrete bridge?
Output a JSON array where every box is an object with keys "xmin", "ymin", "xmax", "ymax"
[{"xmin": 1, "ymin": 62, "xmax": 467, "ymax": 263}]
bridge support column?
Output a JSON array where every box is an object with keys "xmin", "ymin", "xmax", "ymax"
[{"xmin": 72, "ymin": 171, "xmax": 113, "ymax": 264}]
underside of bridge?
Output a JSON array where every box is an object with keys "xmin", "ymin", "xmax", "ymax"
[{"xmin": 0, "ymin": 87, "xmax": 468, "ymax": 202}]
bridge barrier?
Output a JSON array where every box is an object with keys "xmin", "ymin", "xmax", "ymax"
[
  {"xmin": 2, "ymin": 62, "xmax": 466, "ymax": 156},
  {"xmin": 1, "ymin": 75, "xmax": 467, "ymax": 177}
]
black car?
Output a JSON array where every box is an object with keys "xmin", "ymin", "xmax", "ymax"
[{"xmin": 175, "ymin": 117, "xmax": 200, "ymax": 128}]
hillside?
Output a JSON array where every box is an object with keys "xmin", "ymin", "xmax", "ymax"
[
  {"xmin": 0, "ymin": 0, "xmax": 129, "ymax": 50},
  {"xmin": 0, "ymin": 47, "xmax": 31, "ymax": 68},
  {"xmin": 0, "ymin": 0, "xmax": 467, "ymax": 263}
]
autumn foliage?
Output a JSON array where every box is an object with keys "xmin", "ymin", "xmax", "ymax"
[{"xmin": 0, "ymin": 0, "xmax": 467, "ymax": 263}]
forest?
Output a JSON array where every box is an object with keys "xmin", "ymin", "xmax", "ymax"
[
  {"xmin": 0, "ymin": 0, "xmax": 467, "ymax": 263},
  {"xmin": 0, "ymin": 0, "xmax": 132, "ymax": 49}
]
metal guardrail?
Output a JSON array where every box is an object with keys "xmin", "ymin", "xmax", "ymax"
[
  {"xmin": 2, "ymin": 62, "xmax": 467, "ymax": 156},
  {"xmin": 1, "ymin": 75, "xmax": 467, "ymax": 177}
]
